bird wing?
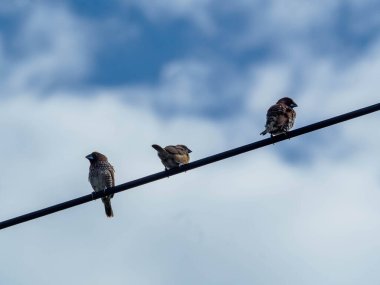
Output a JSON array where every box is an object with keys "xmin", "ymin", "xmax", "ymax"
[
  {"xmin": 164, "ymin": 145, "xmax": 183, "ymax": 155},
  {"xmin": 104, "ymin": 164, "xmax": 115, "ymax": 188},
  {"xmin": 267, "ymin": 103, "xmax": 287, "ymax": 118},
  {"xmin": 104, "ymin": 163, "xmax": 115, "ymax": 198},
  {"xmin": 165, "ymin": 145, "xmax": 190, "ymax": 165},
  {"xmin": 109, "ymin": 164, "xmax": 115, "ymax": 187}
]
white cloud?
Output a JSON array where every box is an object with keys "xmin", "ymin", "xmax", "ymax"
[
  {"xmin": 118, "ymin": 58, "xmax": 243, "ymax": 119},
  {"xmin": 120, "ymin": 0, "xmax": 215, "ymax": 33},
  {"xmin": 2, "ymin": 3, "xmax": 95, "ymax": 93},
  {"xmin": 0, "ymin": 87, "xmax": 379, "ymax": 284},
  {"xmin": 1, "ymin": 1, "xmax": 380, "ymax": 284},
  {"xmin": 244, "ymin": 35, "xmax": 380, "ymax": 124}
]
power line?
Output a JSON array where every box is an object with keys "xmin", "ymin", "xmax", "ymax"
[{"xmin": 1, "ymin": 102, "xmax": 379, "ymax": 230}]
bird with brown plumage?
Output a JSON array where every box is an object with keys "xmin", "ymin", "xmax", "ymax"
[
  {"xmin": 86, "ymin": 151, "xmax": 115, "ymax": 218},
  {"xmin": 260, "ymin": 97, "xmax": 298, "ymax": 137},
  {"xmin": 152, "ymin": 144, "xmax": 192, "ymax": 170}
]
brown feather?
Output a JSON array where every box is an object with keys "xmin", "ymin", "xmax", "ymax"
[
  {"xmin": 152, "ymin": 144, "xmax": 192, "ymax": 169},
  {"xmin": 86, "ymin": 151, "xmax": 115, "ymax": 217},
  {"xmin": 260, "ymin": 97, "xmax": 297, "ymax": 136}
]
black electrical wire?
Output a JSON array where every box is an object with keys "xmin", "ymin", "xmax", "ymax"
[{"xmin": 1, "ymin": 102, "xmax": 379, "ymax": 230}]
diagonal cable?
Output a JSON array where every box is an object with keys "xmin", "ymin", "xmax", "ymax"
[{"xmin": 1, "ymin": 102, "xmax": 379, "ymax": 230}]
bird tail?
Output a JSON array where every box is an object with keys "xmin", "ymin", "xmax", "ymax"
[
  {"xmin": 152, "ymin": 144, "xmax": 165, "ymax": 152},
  {"xmin": 260, "ymin": 129, "xmax": 268, "ymax": 135},
  {"xmin": 102, "ymin": 197, "xmax": 114, "ymax": 218}
]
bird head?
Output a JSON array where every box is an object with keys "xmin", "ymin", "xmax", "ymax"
[
  {"xmin": 177, "ymin": 145, "xmax": 192, "ymax": 153},
  {"xmin": 277, "ymin": 97, "xmax": 298, "ymax": 108},
  {"xmin": 86, "ymin": 151, "xmax": 108, "ymax": 163}
]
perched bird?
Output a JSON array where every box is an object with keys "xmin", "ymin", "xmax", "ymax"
[
  {"xmin": 260, "ymin": 97, "xmax": 298, "ymax": 137},
  {"xmin": 86, "ymin": 151, "xmax": 115, "ymax": 218},
  {"xmin": 152, "ymin": 144, "xmax": 192, "ymax": 170}
]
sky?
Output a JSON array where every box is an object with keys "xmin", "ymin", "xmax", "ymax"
[{"xmin": 1, "ymin": 0, "xmax": 380, "ymax": 284}]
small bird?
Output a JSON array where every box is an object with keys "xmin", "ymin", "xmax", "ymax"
[
  {"xmin": 260, "ymin": 97, "xmax": 298, "ymax": 137},
  {"xmin": 152, "ymin": 144, "xmax": 192, "ymax": 170},
  {"xmin": 86, "ymin": 151, "xmax": 115, "ymax": 218}
]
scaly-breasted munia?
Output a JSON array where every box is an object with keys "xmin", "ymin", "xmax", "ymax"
[
  {"xmin": 86, "ymin": 151, "xmax": 115, "ymax": 218},
  {"xmin": 260, "ymin": 97, "xmax": 298, "ymax": 137},
  {"xmin": 152, "ymin": 144, "xmax": 192, "ymax": 170}
]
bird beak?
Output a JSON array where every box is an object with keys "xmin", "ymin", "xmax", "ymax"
[
  {"xmin": 85, "ymin": 154, "xmax": 93, "ymax": 160},
  {"xmin": 291, "ymin": 103, "xmax": 298, "ymax": 108},
  {"xmin": 188, "ymin": 149, "xmax": 192, "ymax": 153}
]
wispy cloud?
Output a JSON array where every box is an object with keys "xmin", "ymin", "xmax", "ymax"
[
  {"xmin": 1, "ymin": 3, "xmax": 96, "ymax": 93},
  {"xmin": 1, "ymin": 93, "xmax": 379, "ymax": 285},
  {"xmin": 1, "ymin": 1, "xmax": 380, "ymax": 284}
]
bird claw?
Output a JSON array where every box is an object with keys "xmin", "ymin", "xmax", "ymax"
[{"xmin": 178, "ymin": 163, "xmax": 188, "ymax": 173}]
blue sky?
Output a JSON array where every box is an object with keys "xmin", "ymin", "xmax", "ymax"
[{"xmin": 1, "ymin": 1, "xmax": 380, "ymax": 284}]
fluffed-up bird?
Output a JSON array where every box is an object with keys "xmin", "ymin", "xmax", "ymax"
[
  {"xmin": 152, "ymin": 144, "xmax": 192, "ymax": 170},
  {"xmin": 260, "ymin": 97, "xmax": 298, "ymax": 137},
  {"xmin": 86, "ymin": 151, "xmax": 115, "ymax": 218}
]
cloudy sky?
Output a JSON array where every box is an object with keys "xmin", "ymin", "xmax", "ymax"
[{"xmin": 1, "ymin": 0, "xmax": 380, "ymax": 284}]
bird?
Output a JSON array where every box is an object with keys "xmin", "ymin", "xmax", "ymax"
[
  {"xmin": 260, "ymin": 97, "xmax": 298, "ymax": 137},
  {"xmin": 152, "ymin": 144, "xmax": 192, "ymax": 170},
  {"xmin": 86, "ymin": 151, "xmax": 115, "ymax": 218}
]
